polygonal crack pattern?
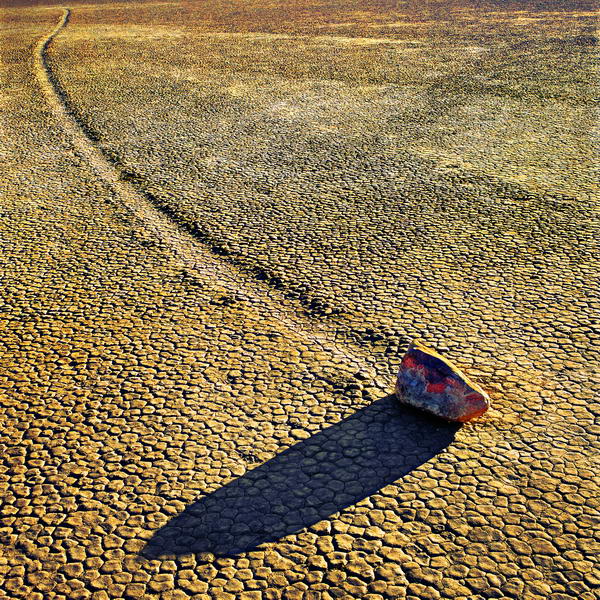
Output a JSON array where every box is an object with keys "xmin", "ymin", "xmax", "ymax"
[{"xmin": 0, "ymin": 2, "xmax": 598, "ymax": 600}]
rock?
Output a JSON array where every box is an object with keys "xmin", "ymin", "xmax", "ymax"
[{"xmin": 396, "ymin": 341, "xmax": 490, "ymax": 422}]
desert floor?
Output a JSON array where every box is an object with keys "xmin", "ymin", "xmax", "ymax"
[{"xmin": 0, "ymin": 1, "xmax": 598, "ymax": 599}]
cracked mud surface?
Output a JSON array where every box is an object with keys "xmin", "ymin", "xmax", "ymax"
[{"xmin": 1, "ymin": 1, "xmax": 598, "ymax": 599}]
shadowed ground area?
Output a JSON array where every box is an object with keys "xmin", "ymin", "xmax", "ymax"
[{"xmin": 144, "ymin": 396, "xmax": 459, "ymax": 557}]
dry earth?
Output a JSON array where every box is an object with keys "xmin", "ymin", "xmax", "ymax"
[{"xmin": 0, "ymin": 1, "xmax": 599, "ymax": 599}]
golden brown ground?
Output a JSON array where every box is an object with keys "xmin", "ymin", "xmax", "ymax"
[{"xmin": 0, "ymin": 1, "xmax": 598, "ymax": 599}]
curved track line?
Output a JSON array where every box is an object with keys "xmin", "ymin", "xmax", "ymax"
[{"xmin": 34, "ymin": 8, "xmax": 384, "ymax": 387}]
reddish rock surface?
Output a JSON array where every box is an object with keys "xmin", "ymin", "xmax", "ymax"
[{"xmin": 396, "ymin": 341, "xmax": 490, "ymax": 422}]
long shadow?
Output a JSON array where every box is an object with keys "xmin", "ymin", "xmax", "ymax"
[{"xmin": 143, "ymin": 395, "xmax": 459, "ymax": 557}]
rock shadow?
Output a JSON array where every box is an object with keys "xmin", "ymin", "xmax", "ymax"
[{"xmin": 143, "ymin": 395, "xmax": 459, "ymax": 557}]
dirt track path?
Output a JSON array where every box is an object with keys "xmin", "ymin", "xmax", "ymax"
[{"xmin": 34, "ymin": 6, "xmax": 377, "ymax": 380}]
